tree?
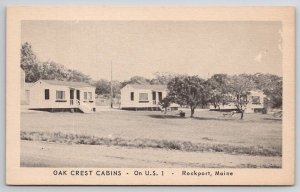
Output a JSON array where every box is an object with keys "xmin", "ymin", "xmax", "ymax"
[
  {"xmin": 167, "ymin": 75, "xmax": 210, "ymax": 117},
  {"xmin": 67, "ymin": 69, "xmax": 91, "ymax": 83},
  {"xmin": 39, "ymin": 61, "xmax": 69, "ymax": 80},
  {"xmin": 159, "ymin": 96, "xmax": 172, "ymax": 114},
  {"xmin": 121, "ymin": 76, "xmax": 151, "ymax": 88},
  {"xmin": 266, "ymin": 79, "xmax": 282, "ymax": 108},
  {"xmin": 93, "ymin": 79, "xmax": 121, "ymax": 99},
  {"xmin": 20, "ymin": 42, "xmax": 40, "ymax": 82},
  {"xmin": 39, "ymin": 61, "xmax": 92, "ymax": 83},
  {"xmin": 94, "ymin": 79, "xmax": 110, "ymax": 96},
  {"xmin": 151, "ymin": 72, "xmax": 176, "ymax": 85},
  {"xmin": 228, "ymin": 74, "xmax": 255, "ymax": 119},
  {"xmin": 21, "ymin": 42, "xmax": 92, "ymax": 83},
  {"xmin": 111, "ymin": 80, "xmax": 121, "ymax": 98},
  {"xmin": 250, "ymin": 73, "xmax": 282, "ymax": 108},
  {"xmin": 207, "ymin": 74, "xmax": 230, "ymax": 110}
]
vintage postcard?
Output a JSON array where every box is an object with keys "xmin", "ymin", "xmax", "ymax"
[{"xmin": 6, "ymin": 6, "xmax": 295, "ymax": 185}]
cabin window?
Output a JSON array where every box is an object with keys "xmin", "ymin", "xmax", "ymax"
[
  {"xmin": 139, "ymin": 93, "xmax": 148, "ymax": 101},
  {"xmin": 84, "ymin": 92, "xmax": 88, "ymax": 100},
  {"xmin": 45, "ymin": 89, "xmax": 50, "ymax": 100},
  {"xmin": 252, "ymin": 96, "xmax": 260, "ymax": 104},
  {"xmin": 88, "ymin": 92, "xmax": 92, "ymax": 100},
  {"xmin": 130, "ymin": 92, "xmax": 134, "ymax": 101},
  {"xmin": 56, "ymin": 91, "xmax": 65, "ymax": 100}
]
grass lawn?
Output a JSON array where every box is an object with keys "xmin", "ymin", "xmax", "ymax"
[{"xmin": 20, "ymin": 109, "xmax": 282, "ymax": 168}]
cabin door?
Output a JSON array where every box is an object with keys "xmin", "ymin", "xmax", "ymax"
[
  {"xmin": 70, "ymin": 89, "xmax": 74, "ymax": 105},
  {"xmin": 152, "ymin": 91, "xmax": 156, "ymax": 104},
  {"xmin": 76, "ymin": 90, "xmax": 80, "ymax": 100},
  {"xmin": 158, "ymin": 92, "xmax": 162, "ymax": 101}
]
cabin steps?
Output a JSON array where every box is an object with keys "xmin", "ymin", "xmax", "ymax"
[
  {"xmin": 73, "ymin": 99, "xmax": 94, "ymax": 113},
  {"xmin": 78, "ymin": 104, "xmax": 94, "ymax": 113}
]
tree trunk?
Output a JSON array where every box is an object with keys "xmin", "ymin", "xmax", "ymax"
[
  {"xmin": 190, "ymin": 107, "xmax": 195, "ymax": 117},
  {"xmin": 164, "ymin": 108, "xmax": 167, "ymax": 114},
  {"xmin": 240, "ymin": 111, "xmax": 244, "ymax": 119}
]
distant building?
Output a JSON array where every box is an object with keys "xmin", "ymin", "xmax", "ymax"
[
  {"xmin": 209, "ymin": 90, "xmax": 266, "ymax": 113},
  {"xmin": 22, "ymin": 78, "xmax": 96, "ymax": 113},
  {"xmin": 120, "ymin": 84, "xmax": 178, "ymax": 110},
  {"xmin": 95, "ymin": 95, "xmax": 120, "ymax": 107},
  {"xmin": 20, "ymin": 69, "xmax": 32, "ymax": 105}
]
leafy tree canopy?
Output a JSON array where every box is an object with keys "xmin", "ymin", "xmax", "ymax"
[
  {"xmin": 21, "ymin": 42, "xmax": 91, "ymax": 83},
  {"xmin": 21, "ymin": 42, "xmax": 40, "ymax": 82},
  {"xmin": 207, "ymin": 74, "xmax": 231, "ymax": 109},
  {"xmin": 167, "ymin": 75, "xmax": 210, "ymax": 117}
]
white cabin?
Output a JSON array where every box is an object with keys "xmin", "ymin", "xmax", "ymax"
[
  {"xmin": 20, "ymin": 69, "xmax": 34, "ymax": 105},
  {"xmin": 25, "ymin": 80, "xmax": 96, "ymax": 113},
  {"xmin": 210, "ymin": 90, "xmax": 266, "ymax": 113},
  {"xmin": 120, "ymin": 84, "xmax": 168, "ymax": 110}
]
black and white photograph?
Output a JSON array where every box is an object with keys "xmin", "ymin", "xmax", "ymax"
[
  {"xmin": 20, "ymin": 20, "xmax": 283, "ymax": 168},
  {"xmin": 6, "ymin": 6, "xmax": 295, "ymax": 185}
]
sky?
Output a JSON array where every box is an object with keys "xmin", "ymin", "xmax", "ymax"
[{"xmin": 21, "ymin": 21, "xmax": 282, "ymax": 81}]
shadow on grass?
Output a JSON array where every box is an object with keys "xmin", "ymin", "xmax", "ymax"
[
  {"xmin": 147, "ymin": 114, "xmax": 185, "ymax": 119},
  {"xmin": 191, "ymin": 116, "xmax": 238, "ymax": 121},
  {"xmin": 262, "ymin": 118, "xmax": 282, "ymax": 121},
  {"xmin": 148, "ymin": 114, "xmax": 241, "ymax": 121}
]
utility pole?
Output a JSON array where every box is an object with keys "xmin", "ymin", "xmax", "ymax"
[{"xmin": 110, "ymin": 61, "xmax": 113, "ymax": 108}]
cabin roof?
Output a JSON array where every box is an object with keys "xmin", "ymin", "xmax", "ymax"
[
  {"xmin": 41, "ymin": 80, "xmax": 94, "ymax": 88},
  {"xmin": 126, "ymin": 84, "xmax": 167, "ymax": 91}
]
